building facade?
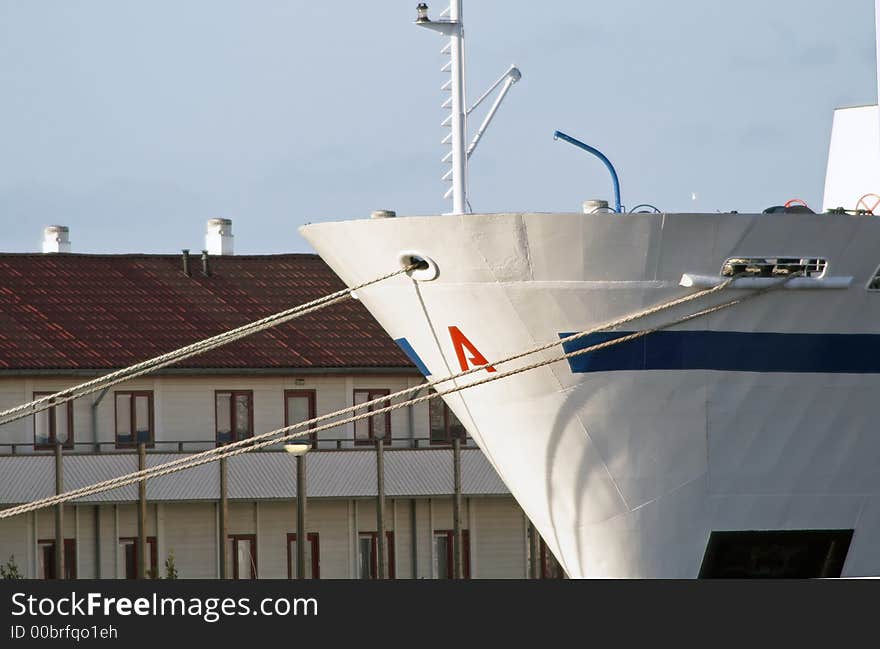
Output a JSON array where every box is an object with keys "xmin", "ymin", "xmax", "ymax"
[{"xmin": 0, "ymin": 246, "xmax": 561, "ymax": 579}]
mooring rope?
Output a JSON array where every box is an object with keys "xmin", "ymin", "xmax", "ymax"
[
  {"xmin": 0, "ymin": 273, "xmax": 798, "ymax": 519},
  {"xmin": 0, "ymin": 264, "xmax": 416, "ymax": 427}
]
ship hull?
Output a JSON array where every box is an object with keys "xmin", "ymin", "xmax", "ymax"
[{"xmin": 302, "ymin": 211, "xmax": 880, "ymax": 578}]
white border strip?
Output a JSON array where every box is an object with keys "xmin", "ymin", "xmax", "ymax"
[{"xmin": 680, "ymin": 273, "xmax": 853, "ymax": 290}]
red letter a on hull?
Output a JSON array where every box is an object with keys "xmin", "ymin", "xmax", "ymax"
[{"xmin": 448, "ymin": 326, "xmax": 497, "ymax": 373}]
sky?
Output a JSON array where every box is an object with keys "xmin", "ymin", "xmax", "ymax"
[{"xmin": 0, "ymin": 0, "xmax": 876, "ymax": 254}]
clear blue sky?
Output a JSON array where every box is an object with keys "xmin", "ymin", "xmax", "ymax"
[{"xmin": 0, "ymin": 1, "xmax": 875, "ymax": 254}]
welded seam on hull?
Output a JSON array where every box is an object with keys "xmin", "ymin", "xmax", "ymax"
[
  {"xmin": 463, "ymin": 223, "xmax": 634, "ymax": 572},
  {"xmin": 458, "ymin": 213, "xmax": 621, "ymax": 575},
  {"xmin": 450, "ymin": 214, "xmax": 545, "ymax": 481},
  {"xmin": 552, "ymin": 381, "xmax": 633, "ymax": 516},
  {"xmin": 629, "ymin": 473, "xmax": 705, "ymax": 513},
  {"xmin": 517, "ymin": 213, "xmax": 535, "ymax": 281}
]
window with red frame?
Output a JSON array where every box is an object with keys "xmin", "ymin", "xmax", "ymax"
[
  {"xmin": 37, "ymin": 539, "xmax": 76, "ymax": 579},
  {"xmin": 215, "ymin": 390, "xmax": 253, "ymax": 444},
  {"xmin": 428, "ymin": 392, "xmax": 467, "ymax": 445},
  {"xmin": 433, "ymin": 530, "xmax": 471, "ymax": 579},
  {"xmin": 284, "ymin": 390, "xmax": 317, "ymax": 447},
  {"xmin": 286, "ymin": 532, "xmax": 320, "ymax": 579},
  {"xmin": 357, "ymin": 531, "xmax": 395, "ymax": 579},
  {"xmin": 227, "ymin": 534, "xmax": 257, "ymax": 579},
  {"xmin": 118, "ymin": 537, "xmax": 158, "ymax": 579},
  {"xmin": 114, "ymin": 391, "xmax": 154, "ymax": 448},
  {"xmin": 353, "ymin": 389, "xmax": 391, "ymax": 445},
  {"xmin": 33, "ymin": 392, "xmax": 73, "ymax": 450}
]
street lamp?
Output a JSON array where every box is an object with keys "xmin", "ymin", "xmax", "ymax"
[
  {"xmin": 284, "ymin": 442, "xmax": 311, "ymax": 579},
  {"xmin": 374, "ymin": 432, "xmax": 386, "ymax": 579}
]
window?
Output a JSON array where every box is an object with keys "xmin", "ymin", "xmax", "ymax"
[
  {"xmin": 215, "ymin": 390, "xmax": 253, "ymax": 444},
  {"xmin": 115, "ymin": 391, "xmax": 154, "ymax": 447},
  {"xmin": 286, "ymin": 533, "xmax": 320, "ymax": 579},
  {"xmin": 118, "ymin": 537, "xmax": 158, "ymax": 579},
  {"xmin": 227, "ymin": 534, "xmax": 257, "ymax": 579},
  {"xmin": 33, "ymin": 392, "xmax": 73, "ymax": 450},
  {"xmin": 357, "ymin": 531, "xmax": 395, "ymax": 579},
  {"xmin": 429, "ymin": 393, "xmax": 467, "ymax": 445},
  {"xmin": 699, "ymin": 529, "xmax": 853, "ymax": 578},
  {"xmin": 353, "ymin": 389, "xmax": 391, "ymax": 445},
  {"xmin": 539, "ymin": 539, "xmax": 566, "ymax": 579},
  {"xmin": 284, "ymin": 390, "xmax": 317, "ymax": 447},
  {"xmin": 37, "ymin": 539, "xmax": 76, "ymax": 579},
  {"xmin": 433, "ymin": 530, "xmax": 470, "ymax": 579}
]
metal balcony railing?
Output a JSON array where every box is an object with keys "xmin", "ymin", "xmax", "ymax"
[{"xmin": 0, "ymin": 435, "xmax": 477, "ymax": 456}]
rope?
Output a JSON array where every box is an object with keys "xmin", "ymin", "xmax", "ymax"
[
  {"xmin": 0, "ymin": 276, "xmax": 735, "ymax": 510},
  {"xmin": 0, "ymin": 273, "xmax": 797, "ymax": 519},
  {"xmin": 0, "ymin": 264, "xmax": 415, "ymax": 427}
]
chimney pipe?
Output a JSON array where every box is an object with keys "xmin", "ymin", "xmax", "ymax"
[
  {"xmin": 42, "ymin": 225, "xmax": 71, "ymax": 253},
  {"xmin": 201, "ymin": 250, "xmax": 211, "ymax": 276},
  {"xmin": 205, "ymin": 218, "xmax": 233, "ymax": 255},
  {"xmin": 181, "ymin": 249, "xmax": 191, "ymax": 276}
]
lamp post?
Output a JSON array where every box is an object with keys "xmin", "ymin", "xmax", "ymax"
[
  {"xmin": 375, "ymin": 432, "xmax": 386, "ymax": 580},
  {"xmin": 452, "ymin": 435, "xmax": 463, "ymax": 580},
  {"xmin": 284, "ymin": 442, "xmax": 311, "ymax": 579},
  {"xmin": 54, "ymin": 441, "xmax": 64, "ymax": 580},
  {"xmin": 137, "ymin": 442, "xmax": 147, "ymax": 579},
  {"xmin": 219, "ymin": 454, "xmax": 228, "ymax": 579}
]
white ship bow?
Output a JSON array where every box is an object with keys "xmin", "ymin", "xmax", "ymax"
[{"xmin": 303, "ymin": 211, "xmax": 880, "ymax": 577}]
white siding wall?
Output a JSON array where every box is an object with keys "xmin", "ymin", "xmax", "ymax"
[
  {"xmin": 0, "ymin": 374, "xmax": 429, "ymax": 451},
  {"xmin": 393, "ymin": 499, "xmax": 413, "ymax": 579},
  {"xmin": 413, "ymin": 499, "xmax": 433, "ymax": 579},
  {"xmin": 0, "ymin": 512, "xmax": 30, "ymax": 577},
  {"xmin": 0, "ymin": 497, "xmax": 527, "ymax": 579},
  {"xmin": 306, "ymin": 501, "xmax": 351, "ymax": 579},
  {"xmin": 99, "ymin": 506, "xmax": 117, "ymax": 578},
  {"xmin": 0, "ymin": 373, "xmax": 526, "ymax": 580},
  {"xmin": 36, "ymin": 506, "xmax": 76, "ymax": 543},
  {"xmin": 75, "ymin": 507, "xmax": 97, "ymax": 579},
  {"xmin": 163, "ymin": 503, "xmax": 218, "ymax": 579},
  {"xmin": 472, "ymin": 498, "xmax": 529, "ymax": 578},
  {"xmin": 254, "ymin": 500, "xmax": 353, "ymax": 579},
  {"xmin": 256, "ymin": 501, "xmax": 289, "ymax": 578}
]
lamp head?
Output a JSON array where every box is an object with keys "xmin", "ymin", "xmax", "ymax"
[
  {"xmin": 416, "ymin": 3, "xmax": 430, "ymax": 23},
  {"xmin": 284, "ymin": 442, "xmax": 311, "ymax": 457}
]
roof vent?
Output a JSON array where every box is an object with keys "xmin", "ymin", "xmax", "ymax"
[
  {"xmin": 205, "ymin": 218, "xmax": 233, "ymax": 255},
  {"xmin": 42, "ymin": 225, "xmax": 71, "ymax": 253},
  {"xmin": 181, "ymin": 249, "xmax": 192, "ymax": 276}
]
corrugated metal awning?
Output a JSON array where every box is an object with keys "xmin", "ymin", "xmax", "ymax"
[{"xmin": 0, "ymin": 448, "xmax": 509, "ymax": 505}]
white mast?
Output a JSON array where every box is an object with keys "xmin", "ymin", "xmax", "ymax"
[
  {"xmin": 416, "ymin": 2, "xmax": 520, "ymax": 215},
  {"xmin": 416, "ymin": 2, "xmax": 467, "ymax": 214},
  {"xmin": 448, "ymin": 0, "xmax": 467, "ymax": 215}
]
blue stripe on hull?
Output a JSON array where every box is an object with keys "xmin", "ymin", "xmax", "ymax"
[
  {"xmin": 395, "ymin": 337, "xmax": 431, "ymax": 376},
  {"xmin": 559, "ymin": 331, "xmax": 880, "ymax": 374}
]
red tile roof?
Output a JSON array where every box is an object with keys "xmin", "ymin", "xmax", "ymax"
[{"xmin": 0, "ymin": 253, "xmax": 414, "ymax": 372}]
